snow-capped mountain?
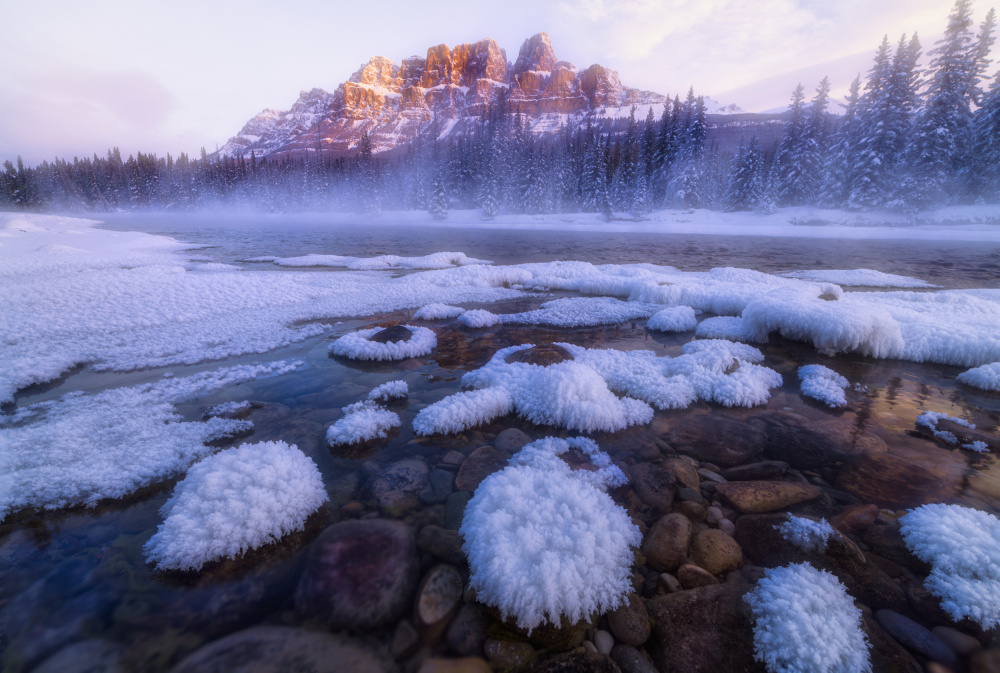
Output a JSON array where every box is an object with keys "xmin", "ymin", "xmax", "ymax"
[{"xmin": 219, "ymin": 33, "xmax": 732, "ymax": 159}]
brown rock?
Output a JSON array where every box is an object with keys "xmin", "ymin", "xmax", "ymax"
[
  {"xmin": 606, "ymin": 593, "xmax": 651, "ymax": 647},
  {"xmin": 416, "ymin": 564, "xmax": 464, "ymax": 627},
  {"xmin": 860, "ymin": 609, "xmax": 922, "ymax": 673},
  {"xmin": 369, "ymin": 325, "xmax": 413, "ymax": 343},
  {"xmin": 367, "ymin": 459, "xmax": 429, "ymax": 514},
  {"xmin": 715, "ymin": 481, "xmax": 822, "ymax": 514},
  {"xmin": 447, "ymin": 604, "xmax": 489, "ymax": 656},
  {"xmin": 417, "ymin": 525, "xmax": 465, "ymax": 566},
  {"xmin": 690, "ymin": 529, "xmax": 743, "ymax": 575},
  {"xmin": 455, "ymin": 445, "xmax": 510, "ymax": 492},
  {"xmin": 676, "ymin": 564, "xmax": 719, "ymax": 589},
  {"xmin": 673, "ymin": 500, "xmax": 706, "ymax": 523},
  {"xmin": 830, "ymin": 504, "xmax": 880, "ymax": 534},
  {"xmin": 514, "ymin": 32, "xmax": 559, "ymax": 74},
  {"xmin": 720, "ymin": 460, "xmax": 789, "ymax": 481},
  {"xmin": 663, "ymin": 458, "xmax": 700, "ymax": 491},
  {"xmin": 645, "ymin": 584, "xmax": 762, "ymax": 673},
  {"xmin": 836, "ymin": 452, "xmax": 964, "ymax": 509},
  {"xmin": 642, "ymin": 513, "xmax": 692, "ymax": 573},
  {"xmin": 485, "ymin": 639, "xmax": 535, "ymax": 669},
  {"xmin": 630, "ymin": 463, "xmax": 677, "ymax": 512},
  {"xmin": 971, "ymin": 649, "xmax": 1000, "ymax": 673},
  {"xmin": 505, "ymin": 343, "xmax": 574, "ymax": 366},
  {"xmin": 758, "ymin": 412, "xmax": 886, "ymax": 470},
  {"xmin": 665, "ymin": 417, "xmax": 767, "ymax": 468},
  {"xmin": 530, "ymin": 651, "xmax": 621, "ymax": 673}
]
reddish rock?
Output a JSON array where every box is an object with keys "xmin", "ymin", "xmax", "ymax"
[
  {"xmin": 676, "ymin": 564, "xmax": 719, "ymax": 589},
  {"xmin": 830, "ymin": 504, "xmax": 880, "ymax": 534},
  {"xmin": 505, "ymin": 344, "xmax": 574, "ymax": 366},
  {"xmin": 664, "ymin": 417, "xmax": 767, "ymax": 468},
  {"xmin": 836, "ymin": 452, "xmax": 963, "ymax": 509}
]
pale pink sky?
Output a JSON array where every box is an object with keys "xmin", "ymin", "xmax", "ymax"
[{"xmin": 0, "ymin": 0, "xmax": 986, "ymax": 164}]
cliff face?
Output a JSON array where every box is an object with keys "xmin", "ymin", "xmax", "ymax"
[{"xmin": 218, "ymin": 32, "xmax": 667, "ymax": 158}]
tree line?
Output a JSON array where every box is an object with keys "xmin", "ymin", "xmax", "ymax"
[{"xmin": 2, "ymin": 0, "xmax": 997, "ymax": 217}]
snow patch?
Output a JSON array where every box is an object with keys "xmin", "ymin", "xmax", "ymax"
[
  {"xmin": 143, "ymin": 440, "xmax": 326, "ymax": 571},
  {"xmin": 957, "ymin": 362, "xmax": 1000, "ymax": 391},
  {"xmin": 328, "ymin": 325, "xmax": 436, "ymax": 361},
  {"xmin": 414, "ymin": 303, "xmax": 465, "ymax": 320},
  {"xmin": 368, "ymin": 380, "xmax": 408, "ymax": 402},
  {"xmin": 646, "ymin": 305, "xmax": 698, "ymax": 332},
  {"xmin": 326, "ymin": 400, "xmax": 401, "ymax": 447},
  {"xmin": 779, "ymin": 269, "xmax": 938, "ymax": 288},
  {"xmin": 777, "ymin": 515, "xmax": 836, "ymax": 553},
  {"xmin": 265, "ymin": 251, "xmax": 491, "ymax": 269},
  {"xmin": 798, "ymin": 365, "xmax": 850, "ymax": 408}
]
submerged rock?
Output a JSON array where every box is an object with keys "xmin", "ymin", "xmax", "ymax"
[
  {"xmin": 610, "ymin": 645, "xmax": 658, "ymax": 673},
  {"xmin": 485, "ymin": 638, "xmax": 536, "ymax": 669},
  {"xmin": 529, "ymin": 650, "xmax": 621, "ymax": 673},
  {"xmin": 169, "ymin": 626, "xmax": 392, "ymax": 673},
  {"xmin": 455, "ymin": 446, "xmax": 510, "ymax": 492},
  {"xmin": 32, "ymin": 639, "xmax": 127, "ymax": 673},
  {"xmin": 835, "ymin": 452, "xmax": 963, "ymax": 509},
  {"xmin": 715, "ymin": 480, "xmax": 822, "ymax": 514},
  {"xmin": 369, "ymin": 325, "xmax": 413, "ymax": 343},
  {"xmin": 606, "ymin": 593, "xmax": 651, "ymax": 647},
  {"xmin": 416, "ymin": 564, "xmax": 464, "ymax": 627},
  {"xmin": 720, "ymin": 460, "xmax": 789, "ymax": 481},
  {"xmin": 630, "ymin": 463, "xmax": 677, "ymax": 513},
  {"xmin": 757, "ymin": 412, "xmax": 886, "ymax": 470},
  {"xmin": 664, "ymin": 417, "xmax": 767, "ymax": 468},
  {"xmin": 295, "ymin": 519, "xmax": 419, "ymax": 630},
  {"xmin": 642, "ymin": 513, "xmax": 692, "ymax": 573},
  {"xmin": 876, "ymin": 610, "xmax": 959, "ymax": 669},
  {"xmin": 367, "ymin": 459, "xmax": 430, "ymax": 514},
  {"xmin": 447, "ymin": 604, "xmax": 489, "ymax": 656},
  {"xmin": 505, "ymin": 344, "xmax": 574, "ymax": 366},
  {"xmin": 494, "ymin": 428, "xmax": 532, "ymax": 452},
  {"xmin": 645, "ymin": 584, "xmax": 762, "ymax": 673},
  {"xmin": 689, "ymin": 529, "xmax": 743, "ymax": 575}
]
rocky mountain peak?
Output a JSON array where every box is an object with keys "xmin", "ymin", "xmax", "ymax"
[{"xmin": 514, "ymin": 32, "xmax": 558, "ymax": 74}]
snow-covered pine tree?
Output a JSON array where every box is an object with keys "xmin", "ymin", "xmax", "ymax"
[
  {"xmin": 726, "ymin": 135, "xmax": 767, "ymax": 211},
  {"xmin": 428, "ymin": 169, "xmax": 448, "ymax": 220},
  {"xmin": 819, "ymin": 76, "xmax": 863, "ymax": 207},
  {"xmin": 972, "ymin": 71, "xmax": 1000, "ymax": 197},
  {"xmin": 772, "ymin": 84, "xmax": 809, "ymax": 205}
]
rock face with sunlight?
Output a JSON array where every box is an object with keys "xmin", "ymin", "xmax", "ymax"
[
  {"xmin": 144, "ymin": 440, "xmax": 327, "ymax": 571},
  {"xmin": 460, "ymin": 437, "xmax": 640, "ymax": 632}
]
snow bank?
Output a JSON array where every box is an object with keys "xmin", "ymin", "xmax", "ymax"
[
  {"xmin": 0, "ymin": 361, "xmax": 300, "ymax": 521},
  {"xmin": 457, "ymin": 309, "xmax": 502, "ymax": 328},
  {"xmin": 798, "ymin": 365, "xmax": 850, "ymax": 408},
  {"xmin": 414, "ymin": 303, "xmax": 465, "ymax": 320},
  {"xmin": 461, "ymin": 437, "xmax": 640, "ymax": 631},
  {"xmin": 326, "ymin": 400, "xmax": 401, "ymax": 447},
  {"xmin": 646, "ymin": 305, "xmax": 698, "ymax": 332},
  {"xmin": 328, "ymin": 325, "xmax": 436, "ymax": 361},
  {"xmin": 368, "ymin": 380, "xmax": 408, "ymax": 402},
  {"xmin": 745, "ymin": 563, "xmax": 871, "ymax": 673},
  {"xmin": 957, "ymin": 362, "xmax": 1000, "ymax": 391},
  {"xmin": 414, "ymin": 340, "xmax": 780, "ymax": 436},
  {"xmin": 779, "ymin": 269, "xmax": 937, "ymax": 288},
  {"xmin": 900, "ymin": 504, "xmax": 1000, "ymax": 629},
  {"xmin": 143, "ymin": 440, "xmax": 326, "ymax": 571},
  {"xmin": 777, "ymin": 515, "xmax": 836, "ymax": 553},
  {"xmin": 695, "ymin": 316, "xmax": 755, "ymax": 341},
  {"xmin": 456, "ymin": 298, "xmax": 660, "ymax": 329},
  {"xmin": 261, "ymin": 251, "xmax": 491, "ymax": 269}
]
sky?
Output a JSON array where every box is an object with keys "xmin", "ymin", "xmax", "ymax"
[{"xmin": 0, "ymin": 0, "xmax": 990, "ymax": 165}]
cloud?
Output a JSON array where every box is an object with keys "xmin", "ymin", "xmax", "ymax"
[{"xmin": 31, "ymin": 68, "xmax": 176, "ymax": 129}]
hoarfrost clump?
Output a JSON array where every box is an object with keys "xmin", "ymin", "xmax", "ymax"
[
  {"xmin": 413, "ymin": 340, "xmax": 781, "ymax": 435},
  {"xmin": 326, "ymin": 401, "xmax": 400, "ymax": 447},
  {"xmin": 368, "ymin": 380, "xmax": 408, "ymax": 402},
  {"xmin": 204, "ymin": 400, "xmax": 251, "ymax": 418},
  {"xmin": 414, "ymin": 303, "xmax": 465, "ymax": 320},
  {"xmin": 777, "ymin": 515, "xmax": 836, "ymax": 553},
  {"xmin": 144, "ymin": 440, "xmax": 327, "ymax": 571},
  {"xmin": 798, "ymin": 365, "xmax": 850, "ymax": 408},
  {"xmin": 328, "ymin": 325, "xmax": 436, "ymax": 361},
  {"xmin": 646, "ymin": 305, "xmax": 698, "ymax": 332},
  {"xmin": 263, "ymin": 251, "xmax": 491, "ymax": 269},
  {"xmin": 916, "ymin": 411, "xmax": 977, "ymax": 447},
  {"xmin": 696, "ymin": 316, "xmax": 756, "ymax": 341},
  {"xmin": 0, "ymin": 361, "xmax": 299, "ymax": 522},
  {"xmin": 490, "ymin": 297, "xmax": 660, "ymax": 328},
  {"xmin": 458, "ymin": 309, "xmax": 501, "ymax": 328},
  {"xmin": 957, "ymin": 362, "xmax": 1000, "ymax": 391},
  {"xmin": 900, "ymin": 504, "xmax": 1000, "ymax": 629},
  {"xmin": 745, "ymin": 563, "xmax": 871, "ymax": 673},
  {"xmin": 461, "ymin": 437, "xmax": 640, "ymax": 632}
]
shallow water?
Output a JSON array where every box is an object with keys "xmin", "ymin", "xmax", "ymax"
[{"xmin": 3, "ymin": 216, "xmax": 999, "ymax": 672}]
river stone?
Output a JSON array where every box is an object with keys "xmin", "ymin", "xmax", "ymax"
[
  {"xmin": 607, "ymin": 593, "xmax": 651, "ymax": 647},
  {"xmin": 447, "ymin": 603, "xmax": 489, "ymax": 656},
  {"xmin": 295, "ymin": 519, "xmax": 419, "ymax": 630},
  {"xmin": 645, "ymin": 584, "xmax": 762, "ymax": 673},
  {"xmin": 33, "ymin": 639, "xmax": 127, "ymax": 673},
  {"xmin": 677, "ymin": 563, "xmax": 719, "ymax": 589},
  {"xmin": 169, "ymin": 626, "xmax": 392, "ymax": 673},
  {"xmin": 971, "ymin": 650, "xmax": 1000, "ymax": 673},
  {"xmin": 663, "ymin": 458, "xmax": 700, "ymax": 490},
  {"xmin": 642, "ymin": 513, "xmax": 692, "ymax": 573},
  {"xmin": 720, "ymin": 460, "xmax": 789, "ymax": 481},
  {"xmin": 416, "ymin": 564, "xmax": 464, "ymax": 627},
  {"xmin": 494, "ymin": 428, "xmax": 532, "ymax": 452},
  {"xmin": 529, "ymin": 650, "xmax": 622, "ymax": 673},
  {"xmin": 830, "ymin": 503, "xmax": 880, "ymax": 534},
  {"xmin": 594, "ymin": 629, "xmax": 615, "ymax": 655},
  {"xmin": 369, "ymin": 325, "xmax": 412, "ymax": 343},
  {"xmin": 367, "ymin": 459, "xmax": 430, "ymax": 514},
  {"xmin": 690, "ymin": 529, "xmax": 743, "ymax": 575},
  {"xmin": 419, "ymin": 468, "xmax": 456, "ymax": 505},
  {"xmin": 455, "ymin": 446, "xmax": 510, "ymax": 492},
  {"xmin": 715, "ymin": 480, "xmax": 822, "ymax": 514},
  {"xmin": 757, "ymin": 412, "xmax": 886, "ymax": 470},
  {"xmin": 673, "ymin": 500, "xmax": 706, "ymax": 522},
  {"xmin": 876, "ymin": 610, "xmax": 960, "ymax": 668},
  {"xmin": 484, "ymin": 638, "xmax": 535, "ymax": 669},
  {"xmin": 630, "ymin": 463, "xmax": 677, "ymax": 512},
  {"xmin": 735, "ymin": 513, "xmax": 907, "ymax": 610},
  {"xmin": 445, "ymin": 491, "xmax": 472, "ymax": 530},
  {"xmin": 609, "ymin": 645, "xmax": 658, "ymax": 673},
  {"xmin": 861, "ymin": 610, "xmax": 922, "ymax": 673},
  {"xmin": 933, "ymin": 625, "xmax": 983, "ymax": 657},
  {"xmin": 860, "ymin": 524, "xmax": 929, "ymax": 573},
  {"xmin": 417, "ymin": 525, "xmax": 465, "ymax": 565},
  {"xmin": 505, "ymin": 344, "xmax": 573, "ymax": 366},
  {"xmin": 391, "ymin": 620, "xmax": 420, "ymax": 660},
  {"xmin": 664, "ymin": 417, "xmax": 767, "ymax": 468},
  {"xmin": 836, "ymin": 452, "xmax": 963, "ymax": 509}
]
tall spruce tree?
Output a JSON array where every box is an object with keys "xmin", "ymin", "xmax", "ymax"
[{"xmin": 772, "ymin": 84, "xmax": 809, "ymax": 205}]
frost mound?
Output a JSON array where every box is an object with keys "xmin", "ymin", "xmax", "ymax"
[
  {"xmin": 745, "ymin": 563, "xmax": 871, "ymax": 673},
  {"xmin": 461, "ymin": 437, "xmax": 640, "ymax": 632},
  {"xmin": 368, "ymin": 380, "xmax": 408, "ymax": 402},
  {"xmin": 779, "ymin": 269, "xmax": 937, "ymax": 288},
  {"xmin": 458, "ymin": 309, "xmax": 501, "ymax": 328},
  {"xmin": 900, "ymin": 504, "xmax": 1000, "ymax": 629},
  {"xmin": 695, "ymin": 316, "xmax": 756, "ymax": 341},
  {"xmin": 0, "ymin": 361, "xmax": 299, "ymax": 522},
  {"xmin": 798, "ymin": 365, "xmax": 850, "ymax": 408},
  {"xmin": 143, "ymin": 440, "xmax": 326, "ymax": 571},
  {"xmin": 646, "ymin": 305, "xmax": 698, "ymax": 332},
  {"xmin": 456, "ymin": 298, "xmax": 660, "ymax": 329},
  {"xmin": 267, "ymin": 251, "xmax": 491, "ymax": 269},
  {"xmin": 326, "ymin": 400, "xmax": 400, "ymax": 447},
  {"xmin": 204, "ymin": 400, "xmax": 251, "ymax": 418},
  {"xmin": 413, "ymin": 340, "xmax": 781, "ymax": 435},
  {"xmin": 777, "ymin": 515, "xmax": 836, "ymax": 553},
  {"xmin": 328, "ymin": 325, "xmax": 436, "ymax": 361},
  {"xmin": 957, "ymin": 362, "xmax": 1000, "ymax": 391},
  {"xmin": 916, "ymin": 411, "xmax": 985, "ymax": 450},
  {"xmin": 414, "ymin": 303, "xmax": 465, "ymax": 320}
]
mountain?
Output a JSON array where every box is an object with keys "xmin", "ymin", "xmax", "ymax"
[{"xmin": 218, "ymin": 32, "xmax": 686, "ymax": 159}]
